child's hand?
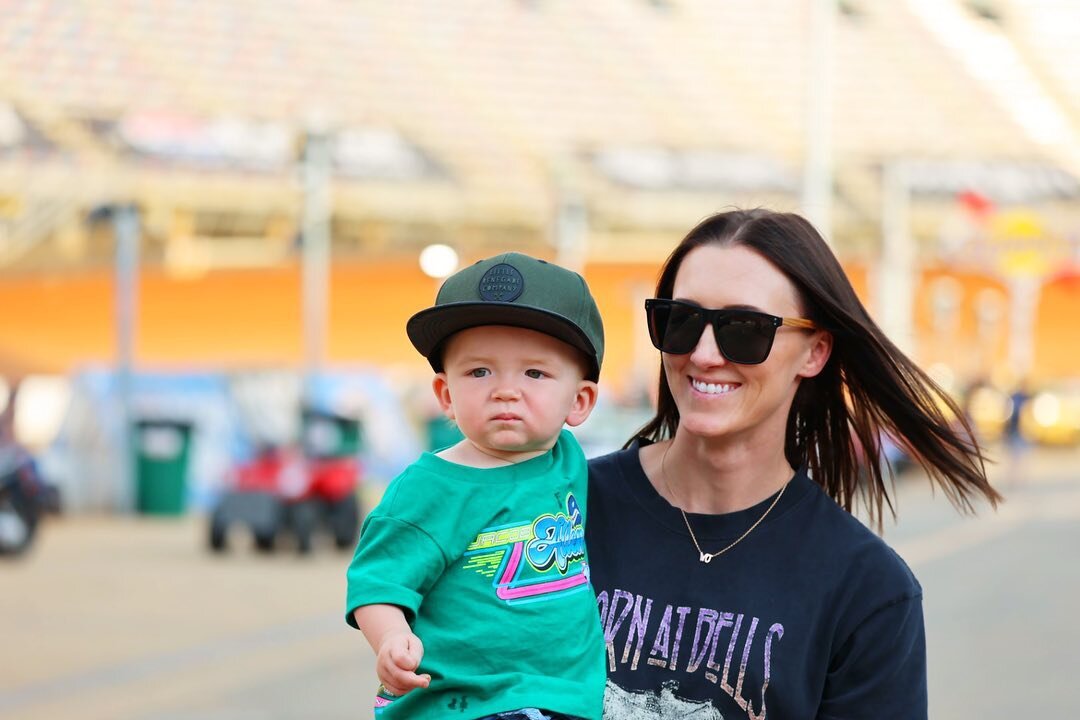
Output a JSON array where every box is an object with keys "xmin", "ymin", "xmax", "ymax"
[{"xmin": 376, "ymin": 631, "xmax": 431, "ymax": 697}]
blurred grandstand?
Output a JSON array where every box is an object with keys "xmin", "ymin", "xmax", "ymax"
[
  {"xmin": 0, "ymin": 0, "xmax": 1076, "ymax": 251},
  {"xmin": 1, "ymin": 1, "xmax": 1079, "ymax": 509}
]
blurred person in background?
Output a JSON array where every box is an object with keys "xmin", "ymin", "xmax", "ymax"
[
  {"xmin": 1004, "ymin": 377, "xmax": 1032, "ymax": 486},
  {"xmin": 586, "ymin": 209, "xmax": 1002, "ymax": 719},
  {"xmin": 346, "ymin": 253, "xmax": 606, "ymax": 720}
]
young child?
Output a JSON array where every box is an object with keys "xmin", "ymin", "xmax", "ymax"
[{"xmin": 345, "ymin": 252, "xmax": 606, "ymax": 720}]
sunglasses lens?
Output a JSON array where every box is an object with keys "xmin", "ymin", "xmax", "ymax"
[
  {"xmin": 715, "ymin": 313, "xmax": 775, "ymax": 364},
  {"xmin": 665, "ymin": 303, "xmax": 707, "ymax": 354},
  {"xmin": 648, "ymin": 302, "xmax": 781, "ymax": 363},
  {"xmin": 646, "ymin": 302, "xmax": 668, "ymax": 350},
  {"xmin": 648, "ymin": 301, "xmax": 705, "ymax": 354}
]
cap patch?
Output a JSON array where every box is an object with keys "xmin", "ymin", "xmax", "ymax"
[{"xmin": 478, "ymin": 263, "xmax": 524, "ymax": 302}]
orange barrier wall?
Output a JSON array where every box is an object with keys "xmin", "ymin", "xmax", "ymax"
[
  {"xmin": 1038, "ymin": 274, "xmax": 1080, "ymax": 379},
  {"xmin": 0, "ymin": 261, "xmax": 1076, "ymax": 396}
]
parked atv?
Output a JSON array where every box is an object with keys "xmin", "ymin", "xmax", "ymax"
[{"xmin": 208, "ymin": 409, "xmax": 362, "ymax": 555}]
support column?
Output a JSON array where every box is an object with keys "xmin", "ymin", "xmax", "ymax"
[
  {"xmin": 113, "ymin": 204, "xmax": 140, "ymax": 512},
  {"xmin": 801, "ymin": 0, "xmax": 837, "ymax": 241},
  {"xmin": 877, "ymin": 162, "xmax": 916, "ymax": 355},
  {"xmin": 301, "ymin": 130, "xmax": 332, "ymax": 400}
]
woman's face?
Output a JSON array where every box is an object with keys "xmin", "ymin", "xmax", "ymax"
[{"xmin": 663, "ymin": 243, "xmax": 831, "ymax": 444}]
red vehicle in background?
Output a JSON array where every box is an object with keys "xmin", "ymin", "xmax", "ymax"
[{"xmin": 208, "ymin": 409, "xmax": 362, "ymax": 554}]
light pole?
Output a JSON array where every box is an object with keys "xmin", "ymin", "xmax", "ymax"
[
  {"xmin": 89, "ymin": 203, "xmax": 140, "ymax": 511},
  {"xmin": 877, "ymin": 161, "xmax": 916, "ymax": 356},
  {"xmin": 802, "ymin": 0, "xmax": 837, "ymax": 242},
  {"xmin": 300, "ymin": 128, "xmax": 332, "ymax": 402}
]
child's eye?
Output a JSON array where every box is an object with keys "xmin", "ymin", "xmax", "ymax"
[
  {"xmin": 469, "ymin": 368, "xmax": 490, "ymax": 378},
  {"xmin": 525, "ymin": 369, "xmax": 545, "ymax": 379}
]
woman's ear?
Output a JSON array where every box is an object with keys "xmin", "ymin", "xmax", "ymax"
[
  {"xmin": 798, "ymin": 330, "xmax": 833, "ymax": 379},
  {"xmin": 432, "ymin": 373, "xmax": 455, "ymax": 420},
  {"xmin": 565, "ymin": 380, "xmax": 599, "ymax": 427}
]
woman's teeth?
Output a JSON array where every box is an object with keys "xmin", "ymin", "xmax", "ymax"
[{"xmin": 692, "ymin": 379, "xmax": 736, "ymax": 395}]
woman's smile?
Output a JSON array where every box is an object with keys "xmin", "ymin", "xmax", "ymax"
[{"xmin": 689, "ymin": 377, "xmax": 740, "ymax": 396}]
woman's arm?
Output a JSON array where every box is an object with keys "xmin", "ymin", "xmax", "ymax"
[{"xmin": 818, "ymin": 593, "xmax": 927, "ymax": 720}]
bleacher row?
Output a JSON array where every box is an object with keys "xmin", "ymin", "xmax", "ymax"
[{"xmin": 0, "ymin": 0, "xmax": 1078, "ymax": 266}]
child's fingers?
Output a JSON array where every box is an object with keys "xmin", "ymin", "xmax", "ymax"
[
  {"xmin": 387, "ymin": 650, "xmax": 430, "ymax": 688},
  {"xmin": 378, "ymin": 660, "xmax": 423, "ymax": 695},
  {"xmin": 390, "ymin": 636, "xmax": 424, "ymax": 670},
  {"xmin": 406, "ymin": 634, "xmax": 425, "ymax": 663},
  {"xmin": 375, "ymin": 633, "xmax": 429, "ymax": 697},
  {"xmin": 381, "ymin": 681, "xmax": 409, "ymax": 697},
  {"xmin": 382, "ymin": 666, "xmax": 431, "ymax": 695}
]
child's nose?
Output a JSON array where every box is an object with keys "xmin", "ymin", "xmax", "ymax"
[{"xmin": 492, "ymin": 384, "xmax": 522, "ymax": 401}]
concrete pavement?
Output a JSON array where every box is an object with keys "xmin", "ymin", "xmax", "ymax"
[
  {"xmin": 0, "ymin": 517, "xmax": 376, "ymax": 720},
  {"xmin": 1, "ymin": 444, "xmax": 1077, "ymax": 719},
  {"xmin": 887, "ymin": 445, "xmax": 1080, "ymax": 719}
]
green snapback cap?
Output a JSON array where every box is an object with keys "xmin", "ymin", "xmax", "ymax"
[{"xmin": 406, "ymin": 252, "xmax": 604, "ymax": 381}]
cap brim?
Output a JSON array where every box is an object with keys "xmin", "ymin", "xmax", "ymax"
[{"xmin": 406, "ymin": 302, "xmax": 599, "ymax": 380}]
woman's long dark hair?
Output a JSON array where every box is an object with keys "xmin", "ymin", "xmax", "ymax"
[{"xmin": 633, "ymin": 208, "xmax": 1001, "ymax": 527}]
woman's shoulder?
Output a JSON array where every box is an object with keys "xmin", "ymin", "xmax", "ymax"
[
  {"xmin": 800, "ymin": 480, "xmax": 921, "ymax": 596},
  {"xmin": 586, "ymin": 445, "xmax": 630, "ymax": 472},
  {"xmin": 587, "ymin": 442, "xmax": 642, "ymax": 489}
]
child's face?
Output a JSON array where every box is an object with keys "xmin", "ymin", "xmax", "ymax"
[{"xmin": 433, "ymin": 325, "xmax": 598, "ymax": 460}]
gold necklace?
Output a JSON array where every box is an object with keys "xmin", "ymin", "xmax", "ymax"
[{"xmin": 660, "ymin": 444, "xmax": 787, "ymax": 564}]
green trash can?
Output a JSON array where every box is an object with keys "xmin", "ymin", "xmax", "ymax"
[
  {"xmin": 133, "ymin": 419, "xmax": 193, "ymax": 515},
  {"xmin": 301, "ymin": 409, "xmax": 363, "ymax": 459}
]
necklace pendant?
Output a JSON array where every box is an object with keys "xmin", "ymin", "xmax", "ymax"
[{"xmin": 699, "ymin": 552, "xmax": 712, "ymax": 564}]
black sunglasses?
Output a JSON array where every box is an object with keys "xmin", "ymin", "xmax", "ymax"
[{"xmin": 645, "ymin": 298, "xmax": 818, "ymax": 364}]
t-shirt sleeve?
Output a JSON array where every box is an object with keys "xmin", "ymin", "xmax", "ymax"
[
  {"xmin": 344, "ymin": 514, "xmax": 447, "ymax": 628},
  {"xmin": 818, "ymin": 592, "xmax": 928, "ymax": 720}
]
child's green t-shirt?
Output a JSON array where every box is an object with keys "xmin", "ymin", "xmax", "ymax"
[{"xmin": 345, "ymin": 429, "xmax": 605, "ymax": 719}]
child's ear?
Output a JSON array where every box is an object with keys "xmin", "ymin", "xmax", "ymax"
[
  {"xmin": 564, "ymin": 380, "xmax": 599, "ymax": 427},
  {"xmin": 432, "ymin": 373, "xmax": 455, "ymax": 420}
]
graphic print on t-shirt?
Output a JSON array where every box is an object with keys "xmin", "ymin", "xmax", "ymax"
[
  {"xmin": 604, "ymin": 680, "xmax": 724, "ymax": 719},
  {"xmin": 597, "ymin": 589, "xmax": 783, "ymax": 720},
  {"xmin": 461, "ymin": 492, "xmax": 590, "ymax": 605}
]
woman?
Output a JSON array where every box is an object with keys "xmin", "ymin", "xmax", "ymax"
[{"xmin": 586, "ymin": 209, "xmax": 1000, "ymax": 719}]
